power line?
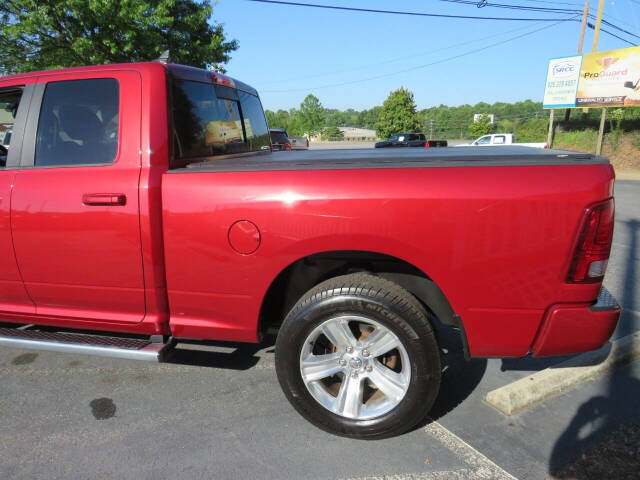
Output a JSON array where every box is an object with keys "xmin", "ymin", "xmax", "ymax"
[
  {"xmin": 260, "ymin": 21, "xmax": 551, "ymax": 85},
  {"xmin": 445, "ymin": 0, "xmax": 640, "ymax": 43},
  {"xmin": 626, "ymin": 0, "xmax": 640, "ymax": 35},
  {"xmin": 602, "ymin": 12, "xmax": 639, "ymax": 31},
  {"xmin": 262, "ymin": 17, "xmax": 578, "ymax": 93},
  {"xmin": 605, "ymin": 1, "xmax": 639, "ymax": 30},
  {"xmin": 247, "ymin": 0, "xmax": 577, "ymax": 21},
  {"xmin": 587, "ymin": 22, "xmax": 637, "ymax": 46},
  {"xmin": 438, "ymin": 0, "xmax": 581, "ymax": 14},
  {"xmin": 440, "ymin": 0, "xmax": 639, "ymax": 38},
  {"xmin": 596, "ymin": 17, "xmax": 640, "ymax": 41},
  {"xmin": 517, "ymin": 0, "xmax": 584, "ymax": 5},
  {"xmin": 440, "ymin": 0, "xmax": 640, "ymax": 41}
]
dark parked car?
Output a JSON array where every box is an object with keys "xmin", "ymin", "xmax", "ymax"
[
  {"xmin": 375, "ymin": 133, "xmax": 447, "ymax": 148},
  {"xmin": 269, "ymin": 129, "xmax": 291, "ymax": 151}
]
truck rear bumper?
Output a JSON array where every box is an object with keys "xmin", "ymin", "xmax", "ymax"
[{"xmin": 531, "ymin": 287, "xmax": 620, "ymax": 357}]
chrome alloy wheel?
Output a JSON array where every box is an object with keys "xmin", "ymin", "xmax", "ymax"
[{"xmin": 299, "ymin": 315, "xmax": 411, "ymax": 420}]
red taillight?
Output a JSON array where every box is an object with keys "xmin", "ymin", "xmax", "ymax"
[
  {"xmin": 284, "ymin": 142, "xmax": 291, "ymax": 150},
  {"xmin": 567, "ymin": 198, "xmax": 614, "ymax": 283}
]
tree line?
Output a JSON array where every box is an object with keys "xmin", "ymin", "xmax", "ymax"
[
  {"xmin": 265, "ymin": 90, "xmax": 549, "ymax": 140},
  {"xmin": 266, "ymin": 89, "xmax": 640, "ymax": 141}
]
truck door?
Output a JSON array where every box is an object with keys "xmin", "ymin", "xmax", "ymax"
[
  {"xmin": 0, "ymin": 84, "xmax": 35, "ymax": 315},
  {"xmin": 10, "ymin": 71, "xmax": 145, "ymax": 323}
]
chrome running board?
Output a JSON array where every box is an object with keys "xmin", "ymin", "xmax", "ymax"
[{"xmin": 0, "ymin": 327, "xmax": 175, "ymax": 362}]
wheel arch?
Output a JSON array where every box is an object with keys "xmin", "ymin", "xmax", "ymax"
[{"xmin": 258, "ymin": 250, "xmax": 459, "ymax": 337}]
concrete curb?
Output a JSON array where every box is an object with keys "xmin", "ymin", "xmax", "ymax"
[
  {"xmin": 615, "ymin": 170, "xmax": 640, "ymax": 180},
  {"xmin": 485, "ymin": 332, "xmax": 640, "ymax": 415}
]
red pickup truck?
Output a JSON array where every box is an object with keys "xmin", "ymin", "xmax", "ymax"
[{"xmin": 0, "ymin": 62, "xmax": 620, "ymax": 439}]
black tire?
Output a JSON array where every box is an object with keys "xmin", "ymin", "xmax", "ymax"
[{"xmin": 275, "ymin": 273, "xmax": 441, "ymax": 439}]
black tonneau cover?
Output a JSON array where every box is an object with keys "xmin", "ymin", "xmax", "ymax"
[{"xmin": 178, "ymin": 146, "xmax": 608, "ymax": 173}]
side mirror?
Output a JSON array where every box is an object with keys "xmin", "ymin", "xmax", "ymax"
[{"xmin": 624, "ymin": 81, "xmax": 635, "ymax": 89}]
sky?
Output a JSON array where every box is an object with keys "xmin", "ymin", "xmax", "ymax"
[{"xmin": 212, "ymin": 0, "xmax": 639, "ymax": 111}]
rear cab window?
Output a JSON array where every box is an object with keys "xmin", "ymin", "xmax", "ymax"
[{"xmin": 170, "ymin": 71, "xmax": 270, "ymax": 169}]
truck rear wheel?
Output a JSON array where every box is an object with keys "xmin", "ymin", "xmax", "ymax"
[{"xmin": 275, "ymin": 273, "xmax": 441, "ymax": 439}]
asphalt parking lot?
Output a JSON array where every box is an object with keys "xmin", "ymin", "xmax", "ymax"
[{"xmin": 1, "ymin": 180, "xmax": 638, "ymax": 480}]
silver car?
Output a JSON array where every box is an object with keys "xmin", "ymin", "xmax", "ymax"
[{"xmin": 289, "ymin": 136, "xmax": 309, "ymax": 150}]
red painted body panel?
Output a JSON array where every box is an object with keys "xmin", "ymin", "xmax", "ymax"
[
  {"xmin": 531, "ymin": 303, "xmax": 620, "ymax": 356},
  {"xmin": 0, "ymin": 63, "xmax": 618, "ymax": 358},
  {"xmin": 0, "ymin": 171, "xmax": 35, "ymax": 315},
  {"xmin": 11, "ymin": 70, "xmax": 145, "ymax": 324},
  {"xmin": 137, "ymin": 62, "xmax": 172, "ymax": 335},
  {"xmin": 0, "ymin": 76, "xmax": 39, "ymax": 316},
  {"xmin": 161, "ymin": 164, "xmax": 614, "ymax": 355}
]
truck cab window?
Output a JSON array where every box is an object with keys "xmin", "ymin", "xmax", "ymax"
[
  {"xmin": 35, "ymin": 78, "xmax": 119, "ymax": 167},
  {"xmin": 475, "ymin": 136, "xmax": 491, "ymax": 145},
  {"xmin": 0, "ymin": 87, "xmax": 23, "ymax": 167},
  {"xmin": 172, "ymin": 80, "xmax": 246, "ymax": 165},
  {"xmin": 238, "ymin": 90, "xmax": 270, "ymax": 152}
]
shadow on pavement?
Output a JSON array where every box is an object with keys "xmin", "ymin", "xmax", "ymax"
[
  {"xmin": 500, "ymin": 355, "xmax": 574, "ymax": 371},
  {"xmin": 167, "ymin": 334, "xmax": 276, "ymax": 371},
  {"xmin": 549, "ymin": 219, "xmax": 640, "ymax": 477},
  {"xmin": 418, "ymin": 323, "xmax": 488, "ymax": 428}
]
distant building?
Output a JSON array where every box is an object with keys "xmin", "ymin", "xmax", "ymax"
[
  {"xmin": 312, "ymin": 126, "xmax": 378, "ymax": 142},
  {"xmin": 339, "ymin": 127, "xmax": 378, "ymax": 141}
]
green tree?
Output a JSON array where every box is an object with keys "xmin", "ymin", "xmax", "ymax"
[
  {"xmin": 357, "ymin": 106, "xmax": 382, "ymax": 129},
  {"xmin": 0, "ymin": 0, "xmax": 238, "ymax": 74},
  {"xmin": 321, "ymin": 125, "xmax": 344, "ymax": 141},
  {"xmin": 298, "ymin": 94, "xmax": 325, "ymax": 138},
  {"xmin": 375, "ymin": 88, "xmax": 421, "ymax": 139},
  {"xmin": 265, "ymin": 109, "xmax": 290, "ymax": 130},
  {"xmin": 608, "ymin": 107, "xmax": 626, "ymax": 150},
  {"xmin": 513, "ymin": 118, "xmax": 548, "ymax": 142},
  {"xmin": 469, "ymin": 114, "xmax": 495, "ymax": 137}
]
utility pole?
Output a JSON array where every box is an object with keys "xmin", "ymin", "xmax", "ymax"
[
  {"xmin": 593, "ymin": 0, "xmax": 606, "ymax": 155},
  {"xmin": 429, "ymin": 119, "xmax": 434, "ymax": 139},
  {"xmin": 578, "ymin": 1, "xmax": 589, "ymax": 53},
  {"xmin": 547, "ymin": 109, "xmax": 554, "ymax": 148},
  {"xmin": 565, "ymin": 2, "xmax": 590, "ymax": 122},
  {"xmin": 592, "ymin": 0, "xmax": 605, "ymax": 52}
]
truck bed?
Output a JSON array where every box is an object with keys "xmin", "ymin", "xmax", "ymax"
[{"xmin": 180, "ymin": 146, "xmax": 607, "ymax": 173}]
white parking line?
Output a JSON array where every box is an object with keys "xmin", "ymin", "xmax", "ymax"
[
  {"xmin": 340, "ymin": 469, "xmax": 477, "ymax": 480},
  {"xmin": 340, "ymin": 421, "xmax": 518, "ymax": 480},
  {"xmin": 424, "ymin": 421, "xmax": 518, "ymax": 480}
]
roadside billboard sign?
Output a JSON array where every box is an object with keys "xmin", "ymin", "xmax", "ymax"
[
  {"xmin": 577, "ymin": 46, "xmax": 640, "ymax": 107},
  {"xmin": 542, "ymin": 56, "xmax": 582, "ymax": 109},
  {"xmin": 473, "ymin": 113, "xmax": 494, "ymax": 123}
]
